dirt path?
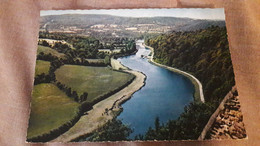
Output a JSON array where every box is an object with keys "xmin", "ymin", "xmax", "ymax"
[
  {"xmin": 111, "ymin": 58, "xmax": 128, "ymax": 70},
  {"xmin": 144, "ymin": 44, "xmax": 205, "ymax": 103},
  {"xmin": 52, "ymin": 63, "xmax": 146, "ymax": 142}
]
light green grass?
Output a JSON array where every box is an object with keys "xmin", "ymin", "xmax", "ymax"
[
  {"xmin": 27, "ymin": 83, "xmax": 80, "ymax": 139},
  {"xmin": 37, "ymin": 45, "xmax": 65, "ymax": 58},
  {"xmin": 86, "ymin": 59, "xmax": 105, "ymax": 63},
  {"xmin": 55, "ymin": 65, "xmax": 134, "ymax": 102},
  {"xmin": 35, "ymin": 60, "xmax": 50, "ymax": 76}
]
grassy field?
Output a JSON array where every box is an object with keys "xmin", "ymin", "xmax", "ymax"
[
  {"xmin": 27, "ymin": 83, "xmax": 80, "ymax": 139},
  {"xmin": 55, "ymin": 65, "xmax": 135, "ymax": 102},
  {"xmin": 37, "ymin": 45, "xmax": 65, "ymax": 58},
  {"xmin": 86, "ymin": 59, "xmax": 105, "ymax": 63},
  {"xmin": 35, "ymin": 60, "xmax": 50, "ymax": 76}
]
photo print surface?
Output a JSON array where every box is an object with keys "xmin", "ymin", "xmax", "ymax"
[{"xmin": 27, "ymin": 8, "xmax": 246, "ymax": 142}]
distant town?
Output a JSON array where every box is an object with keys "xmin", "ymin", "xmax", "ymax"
[
  {"xmin": 39, "ymin": 14, "xmax": 225, "ymax": 39},
  {"xmin": 40, "ymin": 23, "xmax": 173, "ymax": 36}
]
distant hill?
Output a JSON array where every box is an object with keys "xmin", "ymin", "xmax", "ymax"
[
  {"xmin": 40, "ymin": 14, "xmax": 225, "ymax": 33},
  {"xmin": 172, "ymin": 20, "xmax": 226, "ymax": 32},
  {"xmin": 40, "ymin": 14, "xmax": 191, "ymax": 28}
]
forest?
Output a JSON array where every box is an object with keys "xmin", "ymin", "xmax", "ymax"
[
  {"xmin": 136, "ymin": 26, "xmax": 235, "ymax": 140},
  {"xmin": 146, "ymin": 26, "xmax": 234, "ymax": 105},
  {"xmin": 39, "ymin": 32, "xmax": 137, "ymax": 56}
]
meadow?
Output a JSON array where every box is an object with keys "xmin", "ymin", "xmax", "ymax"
[
  {"xmin": 55, "ymin": 65, "xmax": 135, "ymax": 103},
  {"xmin": 27, "ymin": 83, "xmax": 80, "ymax": 140},
  {"xmin": 37, "ymin": 45, "xmax": 65, "ymax": 58},
  {"xmin": 35, "ymin": 60, "xmax": 50, "ymax": 76},
  {"xmin": 28, "ymin": 35, "xmax": 137, "ymax": 141}
]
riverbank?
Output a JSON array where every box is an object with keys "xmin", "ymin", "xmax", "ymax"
[
  {"xmin": 144, "ymin": 44, "xmax": 205, "ymax": 103},
  {"xmin": 52, "ymin": 60, "xmax": 146, "ymax": 142}
]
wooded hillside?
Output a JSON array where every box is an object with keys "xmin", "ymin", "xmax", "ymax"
[
  {"xmin": 141, "ymin": 26, "xmax": 235, "ymax": 140},
  {"xmin": 146, "ymin": 26, "xmax": 234, "ymax": 105}
]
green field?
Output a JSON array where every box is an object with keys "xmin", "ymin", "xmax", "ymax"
[
  {"xmin": 35, "ymin": 60, "xmax": 50, "ymax": 76},
  {"xmin": 37, "ymin": 45, "xmax": 65, "ymax": 58},
  {"xmin": 86, "ymin": 59, "xmax": 105, "ymax": 64},
  {"xmin": 27, "ymin": 83, "xmax": 80, "ymax": 139},
  {"xmin": 55, "ymin": 65, "xmax": 134, "ymax": 102}
]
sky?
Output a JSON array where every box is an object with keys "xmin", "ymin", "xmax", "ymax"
[{"xmin": 40, "ymin": 8, "xmax": 225, "ymax": 20}]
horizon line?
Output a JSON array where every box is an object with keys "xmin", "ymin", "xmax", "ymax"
[
  {"xmin": 41, "ymin": 13, "xmax": 225, "ymax": 21},
  {"xmin": 40, "ymin": 9, "xmax": 225, "ymax": 20}
]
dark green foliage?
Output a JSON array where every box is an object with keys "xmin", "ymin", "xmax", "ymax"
[
  {"xmin": 56, "ymin": 81, "xmax": 85, "ymax": 103},
  {"xmin": 142, "ymin": 26, "xmax": 235, "ymax": 140},
  {"xmin": 40, "ymin": 40, "xmax": 50, "ymax": 47},
  {"xmin": 37, "ymin": 52, "xmax": 59, "ymax": 62},
  {"xmin": 114, "ymin": 41, "xmax": 137, "ymax": 58},
  {"xmin": 169, "ymin": 102, "xmax": 215, "ymax": 140},
  {"xmin": 80, "ymin": 101, "xmax": 93, "ymax": 113},
  {"xmin": 32, "ymin": 33, "xmax": 137, "ymax": 141},
  {"xmin": 79, "ymin": 92, "xmax": 88, "ymax": 103},
  {"xmin": 34, "ymin": 55, "xmax": 63, "ymax": 85},
  {"xmin": 72, "ymin": 91, "xmax": 79, "ymax": 102},
  {"xmin": 39, "ymin": 32, "xmax": 137, "ymax": 61},
  {"xmin": 88, "ymin": 119, "xmax": 133, "ymax": 141},
  {"xmin": 155, "ymin": 117, "xmax": 160, "ymax": 133},
  {"xmin": 39, "ymin": 33, "xmax": 105, "ymax": 59},
  {"xmin": 34, "ymin": 73, "xmax": 52, "ymax": 85},
  {"xmin": 146, "ymin": 26, "xmax": 235, "ymax": 103},
  {"xmin": 141, "ymin": 102, "xmax": 215, "ymax": 140}
]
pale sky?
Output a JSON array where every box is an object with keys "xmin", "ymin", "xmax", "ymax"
[{"xmin": 40, "ymin": 8, "xmax": 225, "ymax": 20}]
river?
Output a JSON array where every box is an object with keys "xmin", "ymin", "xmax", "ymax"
[{"xmin": 116, "ymin": 40, "xmax": 195, "ymax": 139}]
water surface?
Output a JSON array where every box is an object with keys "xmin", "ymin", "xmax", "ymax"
[{"xmin": 117, "ymin": 41, "xmax": 194, "ymax": 138}]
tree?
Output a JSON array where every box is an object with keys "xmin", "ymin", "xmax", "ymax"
[
  {"xmin": 104, "ymin": 56, "xmax": 110, "ymax": 65},
  {"xmin": 146, "ymin": 26, "xmax": 234, "ymax": 104},
  {"xmin": 88, "ymin": 119, "xmax": 133, "ymax": 141},
  {"xmin": 141, "ymin": 102, "xmax": 215, "ymax": 140},
  {"xmin": 42, "ymin": 40, "xmax": 50, "ymax": 47},
  {"xmin": 79, "ymin": 92, "xmax": 88, "ymax": 103},
  {"xmin": 155, "ymin": 117, "xmax": 160, "ymax": 133},
  {"xmin": 66, "ymin": 88, "xmax": 72, "ymax": 97},
  {"xmin": 120, "ymin": 49, "xmax": 125, "ymax": 54},
  {"xmin": 72, "ymin": 91, "xmax": 78, "ymax": 102}
]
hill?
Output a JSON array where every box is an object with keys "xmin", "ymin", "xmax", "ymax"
[
  {"xmin": 146, "ymin": 26, "xmax": 234, "ymax": 104},
  {"xmin": 142, "ymin": 26, "xmax": 235, "ymax": 140},
  {"xmin": 40, "ymin": 14, "xmax": 192, "ymax": 28},
  {"xmin": 37, "ymin": 45, "xmax": 66, "ymax": 59},
  {"xmin": 40, "ymin": 14, "xmax": 225, "ymax": 38}
]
